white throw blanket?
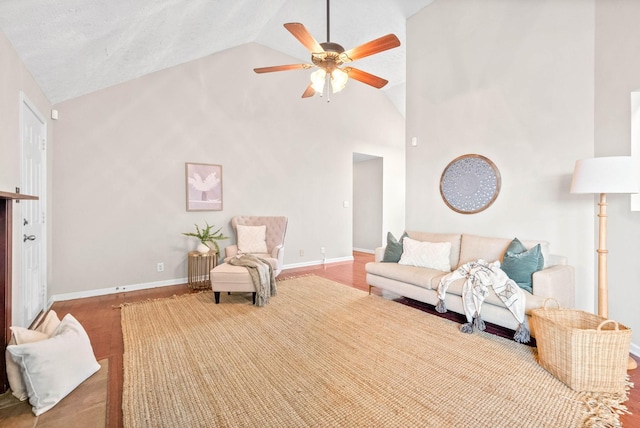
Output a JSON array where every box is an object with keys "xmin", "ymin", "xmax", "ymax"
[{"xmin": 436, "ymin": 259, "xmax": 530, "ymax": 343}]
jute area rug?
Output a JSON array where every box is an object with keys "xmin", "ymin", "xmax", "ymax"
[{"xmin": 121, "ymin": 275, "xmax": 628, "ymax": 427}]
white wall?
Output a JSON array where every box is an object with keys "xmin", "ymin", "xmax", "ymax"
[
  {"xmin": 0, "ymin": 30, "xmax": 52, "ymax": 201},
  {"xmin": 406, "ymin": 0, "xmax": 595, "ymax": 311},
  {"xmin": 353, "ymin": 157, "xmax": 383, "ymax": 251},
  {"xmin": 0, "ymin": 30, "xmax": 53, "ymax": 325},
  {"xmin": 594, "ymin": 0, "xmax": 640, "ymax": 350},
  {"xmin": 50, "ymin": 43, "xmax": 405, "ymax": 296}
]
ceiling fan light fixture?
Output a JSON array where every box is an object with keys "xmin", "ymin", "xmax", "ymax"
[
  {"xmin": 330, "ymin": 68, "xmax": 348, "ymax": 93},
  {"xmin": 310, "ymin": 69, "xmax": 327, "ymax": 94},
  {"xmin": 254, "ymin": 0, "xmax": 400, "ymax": 99}
]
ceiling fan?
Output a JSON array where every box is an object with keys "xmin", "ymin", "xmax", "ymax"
[{"xmin": 253, "ymin": 0, "xmax": 401, "ymax": 99}]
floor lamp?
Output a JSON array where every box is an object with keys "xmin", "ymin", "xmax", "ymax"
[{"xmin": 570, "ymin": 156, "xmax": 639, "ymax": 370}]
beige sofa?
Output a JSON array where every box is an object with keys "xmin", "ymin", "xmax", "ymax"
[{"xmin": 365, "ymin": 231, "xmax": 575, "ymax": 337}]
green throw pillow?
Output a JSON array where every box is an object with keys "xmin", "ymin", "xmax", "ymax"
[
  {"xmin": 382, "ymin": 232, "xmax": 408, "ymax": 263},
  {"xmin": 501, "ymin": 238, "xmax": 544, "ymax": 293}
]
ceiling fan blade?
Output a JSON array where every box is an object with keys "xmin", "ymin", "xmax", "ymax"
[
  {"xmin": 254, "ymin": 64, "xmax": 313, "ymax": 73},
  {"xmin": 301, "ymin": 83, "xmax": 316, "ymax": 98},
  {"xmin": 344, "ymin": 67, "xmax": 388, "ymax": 89},
  {"xmin": 339, "ymin": 34, "xmax": 401, "ymax": 62},
  {"xmin": 284, "ymin": 23, "xmax": 324, "ymax": 53}
]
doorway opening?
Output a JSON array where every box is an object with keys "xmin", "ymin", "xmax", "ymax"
[{"xmin": 353, "ymin": 153, "xmax": 383, "ymax": 253}]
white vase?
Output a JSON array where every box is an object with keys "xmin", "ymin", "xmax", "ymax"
[{"xmin": 197, "ymin": 243, "xmax": 210, "ymax": 254}]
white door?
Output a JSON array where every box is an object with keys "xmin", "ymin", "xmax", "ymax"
[{"xmin": 20, "ymin": 93, "xmax": 47, "ymax": 327}]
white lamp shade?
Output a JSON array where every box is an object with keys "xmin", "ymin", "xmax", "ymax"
[
  {"xmin": 330, "ymin": 69, "xmax": 348, "ymax": 93},
  {"xmin": 310, "ymin": 69, "xmax": 326, "ymax": 94},
  {"xmin": 570, "ymin": 156, "xmax": 640, "ymax": 194}
]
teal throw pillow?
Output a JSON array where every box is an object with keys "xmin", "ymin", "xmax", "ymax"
[
  {"xmin": 501, "ymin": 238, "xmax": 544, "ymax": 293},
  {"xmin": 382, "ymin": 232, "xmax": 408, "ymax": 263}
]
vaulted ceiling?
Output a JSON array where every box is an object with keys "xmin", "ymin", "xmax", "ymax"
[{"xmin": 0, "ymin": 0, "xmax": 434, "ymax": 113}]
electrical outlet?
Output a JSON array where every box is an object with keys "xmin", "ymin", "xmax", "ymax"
[
  {"xmin": 157, "ymin": 262, "xmax": 164, "ymax": 272},
  {"xmin": 299, "ymin": 249, "xmax": 304, "ymax": 257},
  {"xmin": 320, "ymin": 247, "xmax": 325, "ymax": 254}
]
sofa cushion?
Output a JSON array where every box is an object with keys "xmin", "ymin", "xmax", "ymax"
[
  {"xmin": 399, "ymin": 237, "xmax": 451, "ymax": 272},
  {"xmin": 406, "ymin": 231, "xmax": 462, "ymax": 269},
  {"xmin": 458, "ymin": 234, "xmax": 550, "ymax": 268},
  {"xmin": 501, "ymin": 238, "xmax": 544, "ymax": 293},
  {"xmin": 519, "ymin": 239, "xmax": 551, "ymax": 268},
  {"xmin": 365, "ymin": 262, "xmax": 447, "ymax": 290},
  {"xmin": 382, "ymin": 231, "xmax": 408, "ymax": 263}
]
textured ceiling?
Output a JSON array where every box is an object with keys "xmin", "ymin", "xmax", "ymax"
[{"xmin": 0, "ymin": 0, "xmax": 433, "ymax": 111}]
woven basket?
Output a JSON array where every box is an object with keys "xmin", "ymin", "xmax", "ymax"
[{"xmin": 530, "ymin": 301, "xmax": 631, "ymax": 394}]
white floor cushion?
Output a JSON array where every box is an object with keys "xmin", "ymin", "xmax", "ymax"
[
  {"xmin": 6, "ymin": 327, "xmax": 48, "ymax": 401},
  {"xmin": 5, "ymin": 310, "xmax": 61, "ymax": 401},
  {"xmin": 6, "ymin": 313, "xmax": 100, "ymax": 416}
]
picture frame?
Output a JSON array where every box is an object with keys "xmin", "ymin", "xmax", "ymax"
[{"xmin": 185, "ymin": 162, "xmax": 223, "ymax": 211}]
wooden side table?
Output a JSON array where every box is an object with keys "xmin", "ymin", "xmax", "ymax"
[{"xmin": 188, "ymin": 251, "xmax": 218, "ymax": 290}]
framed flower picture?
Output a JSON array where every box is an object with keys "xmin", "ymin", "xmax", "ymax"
[{"xmin": 185, "ymin": 162, "xmax": 222, "ymax": 211}]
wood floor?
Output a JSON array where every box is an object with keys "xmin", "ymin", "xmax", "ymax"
[{"xmin": 49, "ymin": 251, "xmax": 639, "ymax": 427}]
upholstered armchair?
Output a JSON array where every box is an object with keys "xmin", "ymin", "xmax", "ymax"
[{"xmin": 224, "ymin": 216, "xmax": 288, "ymax": 276}]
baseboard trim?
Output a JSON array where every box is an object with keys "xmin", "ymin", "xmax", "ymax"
[
  {"xmin": 282, "ymin": 256, "xmax": 354, "ymax": 270},
  {"xmin": 46, "ymin": 256, "xmax": 355, "ymax": 305},
  {"xmin": 630, "ymin": 342, "xmax": 639, "ymax": 358},
  {"xmin": 48, "ymin": 277, "xmax": 188, "ymax": 306},
  {"xmin": 353, "ymin": 247, "xmax": 375, "ymax": 254}
]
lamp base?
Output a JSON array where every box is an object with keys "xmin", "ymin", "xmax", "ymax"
[{"xmin": 629, "ymin": 355, "xmax": 638, "ymax": 370}]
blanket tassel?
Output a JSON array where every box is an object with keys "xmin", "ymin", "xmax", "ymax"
[
  {"xmin": 460, "ymin": 323, "xmax": 474, "ymax": 334},
  {"xmin": 473, "ymin": 313, "xmax": 486, "ymax": 331},
  {"xmin": 513, "ymin": 323, "xmax": 531, "ymax": 344},
  {"xmin": 435, "ymin": 299, "xmax": 447, "ymax": 313}
]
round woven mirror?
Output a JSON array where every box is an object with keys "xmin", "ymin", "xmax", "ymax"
[{"xmin": 440, "ymin": 154, "xmax": 501, "ymax": 214}]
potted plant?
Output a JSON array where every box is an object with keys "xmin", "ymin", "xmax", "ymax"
[{"xmin": 182, "ymin": 222, "xmax": 229, "ymax": 254}]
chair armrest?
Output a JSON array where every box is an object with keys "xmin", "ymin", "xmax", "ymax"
[
  {"xmin": 225, "ymin": 245, "xmax": 239, "ymax": 259},
  {"xmin": 532, "ymin": 265, "xmax": 575, "ymax": 308},
  {"xmin": 374, "ymin": 247, "xmax": 385, "ymax": 262},
  {"xmin": 272, "ymin": 245, "xmax": 285, "ymax": 266}
]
